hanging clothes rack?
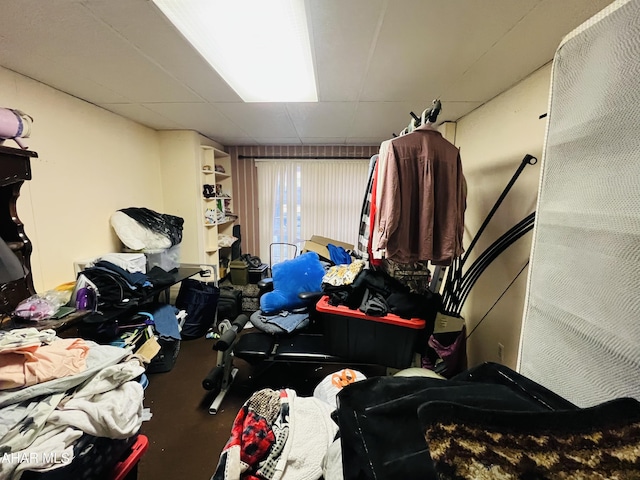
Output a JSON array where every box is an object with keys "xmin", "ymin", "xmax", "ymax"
[{"xmin": 393, "ymin": 99, "xmax": 442, "ymax": 137}]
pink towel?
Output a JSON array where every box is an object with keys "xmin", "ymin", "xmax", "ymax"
[{"xmin": 0, "ymin": 338, "xmax": 90, "ymax": 389}]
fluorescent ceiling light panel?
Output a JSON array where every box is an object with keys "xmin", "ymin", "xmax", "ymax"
[{"xmin": 153, "ymin": 0, "xmax": 318, "ymax": 102}]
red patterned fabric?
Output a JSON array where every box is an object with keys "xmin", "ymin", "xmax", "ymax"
[{"xmin": 225, "ymin": 406, "xmax": 276, "ymax": 468}]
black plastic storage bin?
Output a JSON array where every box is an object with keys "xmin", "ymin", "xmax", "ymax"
[
  {"xmin": 248, "ymin": 264, "xmax": 268, "ymax": 283},
  {"xmin": 175, "ymin": 278, "xmax": 220, "ymax": 339},
  {"xmin": 315, "ymin": 295, "xmax": 425, "ymax": 369},
  {"xmin": 147, "ymin": 337, "xmax": 180, "ymax": 373}
]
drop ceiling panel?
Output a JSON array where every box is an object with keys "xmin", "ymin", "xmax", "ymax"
[
  {"xmin": 84, "ymin": 0, "xmax": 241, "ymax": 103},
  {"xmin": 212, "ymin": 136, "xmax": 256, "ymax": 146},
  {"xmin": 0, "ymin": 48, "xmax": 127, "ymax": 105},
  {"xmin": 350, "ymin": 101, "xmax": 427, "ymax": 139},
  {"xmin": 309, "ymin": 0, "xmax": 386, "ymax": 101},
  {"xmin": 141, "ymin": 103, "xmax": 248, "ymax": 138},
  {"xmin": 361, "ymin": 0, "xmax": 541, "ymax": 102},
  {"xmin": 286, "ymin": 102, "xmax": 357, "ymax": 137},
  {"xmin": 0, "ymin": 0, "xmax": 618, "ymax": 146},
  {"xmin": 3, "ymin": 2, "xmax": 201, "ymax": 103},
  {"xmin": 100, "ymin": 103, "xmax": 183, "ymax": 130},
  {"xmin": 441, "ymin": 0, "xmax": 615, "ymax": 102},
  {"xmin": 215, "ymin": 103, "xmax": 299, "ymax": 138},
  {"xmin": 71, "ymin": 55, "xmax": 202, "ymax": 104}
]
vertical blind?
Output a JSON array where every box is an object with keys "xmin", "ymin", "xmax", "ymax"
[{"xmin": 256, "ymin": 159, "xmax": 369, "ymax": 263}]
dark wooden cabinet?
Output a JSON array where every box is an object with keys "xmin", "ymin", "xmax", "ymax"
[{"xmin": 0, "ymin": 145, "xmax": 38, "ymax": 317}]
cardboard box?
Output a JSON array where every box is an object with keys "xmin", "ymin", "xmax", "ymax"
[
  {"xmin": 302, "ymin": 235, "xmax": 353, "ymax": 262},
  {"xmin": 433, "ymin": 312, "xmax": 465, "ymax": 334}
]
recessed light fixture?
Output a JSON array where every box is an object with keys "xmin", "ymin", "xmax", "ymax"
[{"xmin": 153, "ymin": 0, "xmax": 318, "ymax": 102}]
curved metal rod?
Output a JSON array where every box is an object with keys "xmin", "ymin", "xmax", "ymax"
[
  {"xmin": 452, "ymin": 215, "xmax": 534, "ymax": 313},
  {"xmin": 460, "ymin": 154, "xmax": 537, "ymax": 268},
  {"xmin": 452, "ymin": 214, "xmax": 535, "ymax": 314},
  {"xmin": 442, "ymin": 154, "xmax": 537, "ymax": 310},
  {"xmin": 443, "ymin": 217, "xmax": 533, "ymax": 312},
  {"xmin": 443, "ymin": 213, "xmax": 534, "ymax": 309}
]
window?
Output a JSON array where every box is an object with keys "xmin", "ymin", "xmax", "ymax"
[{"xmin": 256, "ymin": 160, "xmax": 369, "ymax": 264}]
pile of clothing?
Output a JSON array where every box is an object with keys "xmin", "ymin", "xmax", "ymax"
[
  {"xmin": 212, "ymin": 368, "xmax": 366, "ymax": 480},
  {"xmin": 0, "ymin": 328, "xmax": 145, "ymax": 479},
  {"xmin": 322, "ymin": 264, "xmax": 441, "ymax": 323}
]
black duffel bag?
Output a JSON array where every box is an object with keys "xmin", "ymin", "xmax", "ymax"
[
  {"xmin": 175, "ymin": 279, "xmax": 220, "ymax": 339},
  {"xmin": 217, "ymin": 286, "xmax": 242, "ymax": 322}
]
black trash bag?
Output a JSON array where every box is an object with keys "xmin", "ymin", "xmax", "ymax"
[
  {"xmin": 119, "ymin": 207, "xmax": 184, "ymax": 246},
  {"xmin": 175, "ymin": 279, "xmax": 220, "ymax": 339}
]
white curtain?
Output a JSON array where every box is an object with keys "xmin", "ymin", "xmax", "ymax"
[
  {"xmin": 256, "ymin": 159, "xmax": 369, "ymax": 263},
  {"xmin": 299, "ymin": 160, "xmax": 369, "ymax": 245},
  {"xmin": 256, "ymin": 161, "xmax": 299, "ymax": 265}
]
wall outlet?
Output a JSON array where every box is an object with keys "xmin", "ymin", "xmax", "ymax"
[{"xmin": 497, "ymin": 343, "xmax": 505, "ymax": 363}]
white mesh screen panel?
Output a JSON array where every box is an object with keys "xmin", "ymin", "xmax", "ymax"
[{"xmin": 518, "ymin": 0, "xmax": 640, "ymax": 407}]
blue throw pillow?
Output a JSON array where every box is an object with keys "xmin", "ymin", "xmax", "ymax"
[{"xmin": 260, "ymin": 252, "xmax": 325, "ymax": 314}]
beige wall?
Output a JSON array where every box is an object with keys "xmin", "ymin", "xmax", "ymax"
[
  {"xmin": 454, "ymin": 63, "xmax": 552, "ymax": 369},
  {"xmin": 0, "ymin": 66, "xmax": 163, "ymax": 291}
]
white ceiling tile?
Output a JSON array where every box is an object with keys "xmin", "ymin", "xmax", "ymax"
[
  {"xmin": 84, "ymin": 0, "xmax": 242, "ymax": 103},
  {"xmin": 215, "ymin": 103, "xmax": 298, "ymax": 138},
  {"xmin": 350, "ymin": 101, "xmax": 434, "ymax": 139},
  {"xmin": 141, "ymin": 103, "xmax": 248, "ymax": 138},
  {"xmin": 0, "ymin": 47, "xmax": 128, "ymax": 104},
  {"xmin": 361, "ymin": 0, "xmax": 542, "ymax": 101},
  {"xmin": 60, "ymin": 51, "xmax": 202, "ymax": 104},
  {"xmin": 3, "ymin": 2, "xmax": 202, "ymax": 103},
  {"xmin": 99, "ymin": 103, "xmax": 183, "ymax": 130},
  {"xmin": 286, "ymin": 103, "xmax": 357, "ymax": 137},
  {"xmin": 0, "ymin": 0, "xmax": 617, "ymax": 146},
  {"xmin": 213, "ymin": 137, "xmax": 256, "ymax": 147},
  {"xmin": 309, "ymin": 0, "xmax": 386, "ymax": 101},
  {"xmin": 441, "ymin": 0, "xmax": 615, "ymax": 102}
]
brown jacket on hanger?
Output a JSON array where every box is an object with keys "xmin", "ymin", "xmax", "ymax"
[{"xmin": 372, "ymin": 125, "xmax": 466, "ymax": 265}]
